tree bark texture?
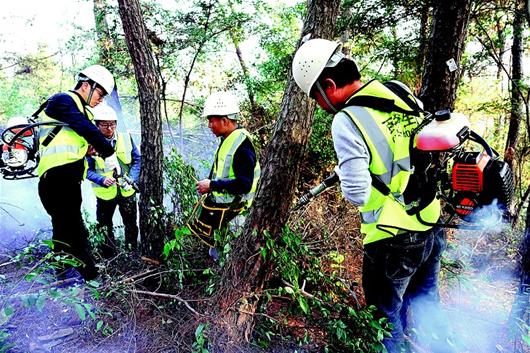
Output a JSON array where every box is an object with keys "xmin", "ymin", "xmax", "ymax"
[
  {"xmin": 214, "ymin": 0, "xmax": 341, "ymax": 346},
  {"xmin": 504, "ymin": 0, "xmax": 525, "ymax": 167},
  {"xmin": 117, "ymin": 0, "xmax": 164, "ymax": 259},
  {"xmin": 419, "ymin": 0, "xmax": 472, "ymax": 112},
  {"xmin": 520, "ymin": 196, "xmax": 530, "ymax": 287},
  {"xmin": 415, "ymin": 3, "xmax": 431, "ymax": 92}
]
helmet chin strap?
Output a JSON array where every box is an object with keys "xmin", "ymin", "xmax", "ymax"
[
  {"xmin": 86, "ymin": 82, "xmax": 98, "ymax": 105},
  {"xmin": 314, "ymin": 81, "xmax": 338, "ymax": 113}
]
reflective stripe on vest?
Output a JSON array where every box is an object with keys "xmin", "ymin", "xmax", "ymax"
[
  {"xmin": 91, "ymin": 132, "xmax": 135, "ymax": 200},
  {"xmin": 211, "ymin": 128, "xmax": 260, "ymax": 207},
  {"xmin": 37, "ymin": 91, "xmax": 91, "ymax": 177},
  {"xmin": 341, "ymin": 80, "xmax": 440, "ymax": 245}
]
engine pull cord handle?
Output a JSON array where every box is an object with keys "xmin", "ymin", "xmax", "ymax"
[{"xmin": 292, "ymin": 171, "xmax": 340, "ymax": 211}]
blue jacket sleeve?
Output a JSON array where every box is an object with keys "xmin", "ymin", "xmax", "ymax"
[
  {"xmin": 45, "ymin": 92, "xmax": 114, "ymax": 158},
  {"xmin": 86, "ymin": 156, "xmax": 106, "ymax": 186},
  {"xmin": 128, "ymin": 136, "xmax": 141, "ymax": 183}
]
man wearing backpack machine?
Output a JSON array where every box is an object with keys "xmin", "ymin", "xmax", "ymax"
[
  {"xmin": 38, "ymin": 65, "xmax": 119, "ymax": 281},
  {"xmin": 292, "ymin": 39, "xmax": 451, "ymax": 353}
]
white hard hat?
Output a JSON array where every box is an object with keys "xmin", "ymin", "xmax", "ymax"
[
  {"xmin": 292, "ymin": 39, "xmax": 343, "ymax": 95},
  {"xmin": 91, "ymin": 104, "xmax": 118, "ymax": 121},
  {"xmin": 5, "ymin": 116, "xmax": 29, "ymax": 128},
  {"xmin": 79, "ymin": 64, "xmax": 115, "ymax": 95},
  {"xmin": 202, "ymin": 91, "xmax": 240, "ymax": 119}
]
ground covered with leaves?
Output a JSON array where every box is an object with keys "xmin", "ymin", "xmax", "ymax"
[{"xmin": 1, "ymin": 190, "xmax": 528, "ymax": 353}]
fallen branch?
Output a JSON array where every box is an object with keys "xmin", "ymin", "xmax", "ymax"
[
  {"xmin": 115, "ymin": 268, "xmax": 159, "ymax": 284},
  {"xmin": 236, "ymin": 308, "xmax": 278, "ymax": 322},
  {"xmin": 140, "ymin": 256, "xmax": 161, "ymax": 266},
  {"xmin": 0, "ymin": 260, "xmax": 15, "ymax": 268},
  {"xmin": 130, "ymin": 289, "xmax": 201, "ymax": 317},
  {"xmin": 281, "ymin": 279, "xmax": 320, "ymax": 302},
  {"xmin": 15, "ymin": 277, "xmax": 79, "ymax": 294}
]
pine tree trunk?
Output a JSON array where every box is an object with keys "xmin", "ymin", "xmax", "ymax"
[
  {"xmin": 419, "ymin": 0, "xmax": 472, "ymax": 112},
  {"xmin": 213, "ymin": 0, "xmax": 341, "ymax": 347},
  {"xmin": 116, "ymin": 0, "xmax": 164, "ymax": 259},
  {"xmin": 415, "ymin": 3, "xmax": 431, "ymax": 92},
  {"xmin": 504, "ymin": 1, "xmax": 525, "ymax": 169}
]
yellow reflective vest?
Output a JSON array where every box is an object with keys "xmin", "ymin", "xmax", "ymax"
[
  {"xmin": 210, "ymin": 128, "xmax": 260, "ymax": 208},
  {"xmin": 341, "ymin": 80, "xmax": 440, "ymax": 245},
  {"xmin": 38, "ymin": 92, "xmax": 91, "ymax": 177},
  {"xmin": 91, "ymin": 132, "xmax": 135, "ymax": 200}
]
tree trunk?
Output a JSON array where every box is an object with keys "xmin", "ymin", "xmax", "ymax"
[
  {"xmin": 526, "ymin": 0, "xmax": 530, "ymax": 26},
  {"xmin": 494, "ymin": 11, "xmax": 507, "ymax": 80},
  {"xmin": 520, "ymin": 196, "xmax": 530, "ymax": 287},
  {"xmin": 117, "ymin": 0, "xmax": 164, "ymax": 259},
  {"xmin": 93, "ymin": 0, "xmax": 112, "ymax": 65},
  {"xmin": 419, "ymin": 0, "xmax": 472, "ymax": 112},
  {"xmin": 213, "ymin": 0, "xmax": 341, "ymax": 346},
  {"xmin": 415, "ymin": 2, "xmax": 431, "ymax": 92},
  {"xmin": 504, "ymin": 0, "xmax": 525, "ymax": 169}
]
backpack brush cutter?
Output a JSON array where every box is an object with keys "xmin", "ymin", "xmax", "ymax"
[
  {"xmin": 294, "ymin": 109, "xmax": 515, "ymax": 229},
  {"xmin": 0, "ymin": 118, "xmax": 67, "ymax": 180}
]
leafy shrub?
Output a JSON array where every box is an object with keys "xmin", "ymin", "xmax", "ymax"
[
  {"xmin": 257, "ymin": 226, "xmax": 390, "ymax": 352},
  {"xmin": 163, "ymin": 148, "xmax": 198, "ymax": 227}
]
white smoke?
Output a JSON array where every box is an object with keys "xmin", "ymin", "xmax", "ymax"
[{"xmin": 409, "ymin": 199, "xmax": 519, "ymax": 352}]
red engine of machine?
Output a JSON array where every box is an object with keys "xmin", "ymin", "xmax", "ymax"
[{"xmin": 450, "ymin": 151, "xmax": 513, "ymax": 221}]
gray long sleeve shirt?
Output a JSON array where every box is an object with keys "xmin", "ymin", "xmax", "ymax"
[{"xmin": 331, "ymin": 111, "xmax": 372, "ymax": 206}]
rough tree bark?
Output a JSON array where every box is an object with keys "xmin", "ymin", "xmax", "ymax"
[
  {"xmin": 504, "ymin": 0, "xmax": 525, "ymax": 169},
  {"xmin": 116, "ymin": 0, "xmax": 164, "ymax": 259},
  {"xmin": 415, "ymin": 2, "xmax": 431, "ymax": 92},
  {"xmin": 212, "ymin": 0, "xmax": 341, "ymax": 347},
  {"xmin": 419, "ymin": 0, "xmax": 472, "ymax": 112}
]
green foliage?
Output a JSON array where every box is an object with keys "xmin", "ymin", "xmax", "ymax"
[
  {"xmin": 0, "ymin": 50, "xmax": 68, "ymax": 122},
  {"xmin": 0, "ymin": 329, "xmax": 14, "ymax": 353},
  {"xmin": 0, "ymin": 240, "xmax": 109, "ymax": 349},
  {"xmin": 192, "ymin": 322, "xmax": 210, "ymax": 353},
  {"xmin": 164, "ymin": 148, "xmax": 199, "ymax": 227},
  {"xmin": 85, "ymin": 213, "xmax": 107, "ymax": 252},
  {"xmin": 251, "ymin": 2, "xmax": 303, "ymax": 112},
  {"xmin": 306, "ymin": 109, "xmax": 336, "ymax": 180},
  {"xmin": 257, "ymin": 226, "xmax": 391, "ymax": 352},
  {"xmin": 338, "ymin": 0, "xmax": 426, "ymax": 86}
]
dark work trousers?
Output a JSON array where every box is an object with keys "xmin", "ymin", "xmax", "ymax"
[
  {"xmin": 96, "ymin": 193, "xmax": 138, "ymax": 257},
  {"xmin": 38, "ymin": 164, "xmax": 98, "ymax": 281},
  {"xmin": 363, "ymin": 227, "xmax": 450, "ymax": 353}
]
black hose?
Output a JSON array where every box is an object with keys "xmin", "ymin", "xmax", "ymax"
[
  {"xmin": 469, "ymin": 130, "xmax": 494, "ymax": 157},
  {"xmin": 1, "ymin": 121, "xmax": 67, "ymax": 145}
]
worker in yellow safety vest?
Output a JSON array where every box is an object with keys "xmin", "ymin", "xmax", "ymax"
[
  {"xmin": 190, "ymin": 91, "xmax": 260, "ymax": 260},
  {"xmin": 38, "ymin": 64, "xmax": 119, "ymax": 281},
  {"xmin": 86, "ymin": 104, "xmax": 141, "ymax": 259},
  {"xmin": 292, "ymin": 39, "xmax": 453, "ymax": 353}
]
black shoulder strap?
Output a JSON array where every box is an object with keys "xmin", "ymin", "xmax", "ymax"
[
  {"xmin": 371, "ymin": 174, "xmax": 391, "ymax": 196},
  {"xmin": 31, "ymin": 99, "xmax": 49, "ymax": 119},
  {"xmin": 345, "ymin": 81, "xmax": 423, "ymax": 117},
  {"xmin": 41, "ymin": 126, "xmax": 64, "ymax": 147},
  {"xmin": 35, "ymin": 98, "xmax": 64, "ymax": 148},
  {"xmin": 40, "ymin": 92, "xmax": 89, "ymax": 148},
  {"xmin": 344, "ymin": 82, "xmax": 424, "ymax": 198},
  {"xmin": 383, "ymin": 81, "xmax": 424, "ymax": 114}
]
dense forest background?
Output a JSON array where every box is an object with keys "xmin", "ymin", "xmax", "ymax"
[{"xmin": 0, "ymin": 0, "xmax": 529, "ymax": 352}]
